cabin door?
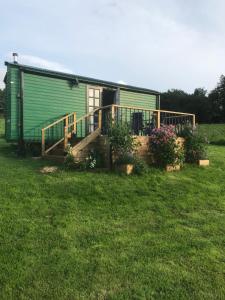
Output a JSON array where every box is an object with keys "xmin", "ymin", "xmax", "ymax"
[{"xmin": 87, "ymin": 86, "xmax": 102, "ymax": 133}]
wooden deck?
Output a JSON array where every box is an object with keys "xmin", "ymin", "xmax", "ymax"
[{"xmin": 41, "ymin": 105, "xmax": 195, "ymax": 160}]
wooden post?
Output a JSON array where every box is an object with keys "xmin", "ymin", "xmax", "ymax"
[
  {"xmin": 157, "ymin": 111, "xmax": 160, "ymax": 128},
  {"xmin": 73, "ymin": 112, "xmax": 76, "ymax": 134},
  {"xmin": 111, "ymin": 105, "xmax": 115, "ymax": 125},
  {"xmin": 193, "ymin": 115, "xmax": 196, "ymax": 128},
  {"xmin": 98, "ymin": 109, "xmax": 102, "ymax": 129},
  {"xmin": 64, "ymin": 115, "xmax": 69, "ymax": 150},
  {"xmin": 41, "ymin": 129, "xmax": 45, "ymax": 156}
]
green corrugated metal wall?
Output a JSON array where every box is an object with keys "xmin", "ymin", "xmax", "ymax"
[
  {"xmin": 120, "ymin": 90, "xmax": 157, "ymax": 109},
  {"xmin": 23, "ymin": 73, "xmax": 86, "ymax": 141},
  {"xmin": 5, "ymin": 65, "xmax": 20, "ymax": 141}
]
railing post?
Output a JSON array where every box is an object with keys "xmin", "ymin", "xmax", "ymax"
[
  {"xmin": 193, "ymin": 114, "xmax": 196, "ymax": 128},
  {"xmin": 64, "ymin": 115, "xmax": 69, "ymax": 150},
  {"xmin": 41, "ymin": 129, "xmax": 45, "ymax": 156},
  {"xmin": 73, "ymin": 112, "xmax": 76, "ymax": 134},
  {"xmin": 111, "ymin": 105, "xmax": 115, "ymax": 125},
  {"xmin": 98, "ymin": 109, "xmax": 102, "ymax": 129},
  {"xmin": 157, "ymin": 111, "xmax": 160, "ymax": 128}
]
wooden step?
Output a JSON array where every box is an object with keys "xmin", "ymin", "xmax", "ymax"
[{"xmin": 72, "ymin": 128, "xmax": 101, "ymax": 156}]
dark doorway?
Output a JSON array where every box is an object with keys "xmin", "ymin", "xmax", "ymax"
[
  {"xmin": 102, "ymin": 89, "xmax": 116, "ymax": 107},
  {"xmin": 132, "ymin": 112, "xmax": 143, "ymax": 135},
  {"xmin": 101, "ymin": 89, "xmax": 116, "ymax": 134}
]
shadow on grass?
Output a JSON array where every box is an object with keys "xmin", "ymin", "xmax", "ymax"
[
  {"xmin": 210, "ymin": 140, "xmax": 225, "ymax": 146},
  {"xmin": 0, "ymin": 138, "xmax": 62, "ymax": 173}
]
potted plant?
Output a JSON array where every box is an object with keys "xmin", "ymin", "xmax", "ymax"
[
  {"xmin": 182, "ymin": 126, "xmax": 209, "ymax": 166},
  {"xmin": 149, "ymin": 125, "xmax": 184, "ymax": 171},
  {"xmin": 115, "ymin": 153, "xmax": 134, "ymax": 175},
  {"xmin": 108, "ymin": 123, "xmax": 137, "ymax": 174}
]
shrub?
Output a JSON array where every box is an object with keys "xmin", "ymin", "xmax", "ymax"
[
  {"xmin": 108, "ymin": 123, "xmax": 136, "ymax": 158},
  {"xmin": 133, "ymin": 157, "xmax": 149, "ymax": 175},
  {"xmin": 64, "ymin": 147, "xmax": 101, "ymax": 170},
  {"xmin": 64, "ymin": 146, "xmax": 76, "ymax": 170},
  {"xmin": 150, "ymin": 125, "xmax": 184, "ymax": 167},
  {"xmin": 115, "ymin": 153, "xmax": 134, "ymax": 166},
  {"xmin": 182, "ymin": 127, "xmax": 208, "ymax": 162}
]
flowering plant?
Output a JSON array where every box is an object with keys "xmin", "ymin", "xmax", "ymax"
[{"xmin": 150, "ymin": 125, "xmax": 184, "ymax": 167}]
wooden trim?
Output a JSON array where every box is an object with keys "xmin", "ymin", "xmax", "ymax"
[
  {"xmin": 41, "ymin": 129, "xmax": 45, "ymax": 156},
  {"xmin": 157, "ymin": 111, "xmax": 160, "ymax": 128},
  {"xmin": 45, "ymin": 138, "xmax": 64, "ymax": 154},
  {"xmin": 64, "ymin": 126, "xmax": 68, "ymax": 150},
  {"xmin": 73, "ymin": 112, "xmax": 76, "ymax": 133},
  {"xmin": 193, "ymin": 115, "xmax": 196, "ymax": 127},
  {"xmin": 98, "ymin": 109, "xmax": 102, "ymax": 129},
  {"xmin": 72, "ymin": 128, "xmax": 101, "ymax": 155},
  {"xmin": 111, "ymin": 105, "xmax": 115, "ymax": 124}
]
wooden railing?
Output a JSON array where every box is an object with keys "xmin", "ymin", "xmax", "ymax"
[
  {"xmin": 41, "ymin": 112, "xmax": 76, "ymax": 156},
  {"xmin": 103, "ymin": 105, "xmax": 195, "ymax": 135},
  {"xmin": 41, "ymin": 105, "xmax": 195, "ymax": 156}
]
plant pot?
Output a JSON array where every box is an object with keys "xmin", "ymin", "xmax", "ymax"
[
  {"xmin": 166, "ymin": 164, "xmax": 181, "ymax": 172},
  {"xmin": 117, "ymin": 164, "xmax": 134, "ymax": 175},
  {"xmin": 198, "ymin": 160, "xmax": 209, "ymax": 166}
]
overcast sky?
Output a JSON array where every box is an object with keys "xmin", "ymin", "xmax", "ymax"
[{"xmin": 1, "ymin": 0, "xmax": 225, "ymax": 92}]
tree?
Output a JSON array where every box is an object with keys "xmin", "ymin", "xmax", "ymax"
[
  {"xmin": 193, "ymin": 88, "xmax": 207, "ymax": 97},
  {"xmin": 0, "ymin": 89, "xmax": 5, "ymax": 113},
  {"xmin": 208, "ymin": 75, "xmax": 225, "ymax": 123},
  {"xmin": 161, "ymin": 88, "xmax": 210, "ymax": 123}
]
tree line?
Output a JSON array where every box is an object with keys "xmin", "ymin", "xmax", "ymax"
[
  {"xmin": 0, "ymin": 74, "xmax": 225, "ymax": 123},
  {"xmin": 161, "ymin": 75, "xmax": 225, "ymax": 123}
]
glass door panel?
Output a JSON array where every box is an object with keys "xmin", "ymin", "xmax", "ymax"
[{"xmin": 87, "ymin": 87, "xmax": 101, "ymax": 133}]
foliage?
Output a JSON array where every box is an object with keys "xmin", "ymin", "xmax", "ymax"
[
  {"xmin": 64, "ymin": 145, "xmax": 76, "ymax": 169},
  {"xmin": 108, "ymin": 123, "xmax": 136, "ymax": 158},
  {"xmin": 208, "ymin": 75, "xmax": 225, "ymax": 123},
  {"xmin": 0, "ymin": 88, "xmax": 5, "ymax": 113},
  {"xmin": 0, "ymin": 117, "xmax": 225, "ymax": 299},
  {"xmin": 161, "ymin": 88, "xmax": 210, "ymax": 123},
  {"xmin": 161, "ymin": 75, "xmax": 225, "ymax": 124},
  {"xmin": 115, "ymin": 153, "xmax": 134, "ymax": 166},
  {"xmin": 64, "ymin": 146, "xmax": 101, "ymax": 170},
  {"xmin": 150, "ymin": 125, "xmax": 185, "ymax": 167},
  {"xmin": 133, "ymin": 156, "xmax": 149, "ymax": 175},
  {"xmin": 115, "ymin": 154, "xmax": 149, "ymax": 176},
  {"xmin": 182, "ymin": 126, "xmax": 208, "ymax": 162}
]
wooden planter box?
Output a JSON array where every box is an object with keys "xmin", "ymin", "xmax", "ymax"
[
  {"xmin": 117, "ymin": 164, "xmax": 134, "ymax": 175},
  {"xmin": 166, "ymin": 164, "xmax": 181, "ymax": 172},
  {"xmin": 198, "ymin": 160, "xmax": 209, "ymax": 166}
]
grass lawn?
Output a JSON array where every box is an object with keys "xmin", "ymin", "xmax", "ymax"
[
  {"xmin": 0, "ymin": 118, "xmax": 225, "ymax": 300},
  {"xmin": 198, "ymin": 123, "xmax": 225, "ymax": 145}
]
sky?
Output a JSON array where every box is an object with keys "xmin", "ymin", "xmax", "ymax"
[{"xmin": 1, "ymin": 0, "xmax": 225, "ymax": 92}]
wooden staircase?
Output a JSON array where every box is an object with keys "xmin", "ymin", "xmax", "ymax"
[
  {"xmin": 41, "ymin": 108, "xmax": 103, "ymax": 162},
  {"xmin": 72, "ymin": 128, "xmax": 101, "ymax": 156}
]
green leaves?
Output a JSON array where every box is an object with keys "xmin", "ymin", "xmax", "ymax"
[{"xmin": 108, "ymin": 123, "xmax": 136, "ymax": 157}]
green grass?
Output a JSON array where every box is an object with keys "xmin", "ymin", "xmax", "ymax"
[
  {"xmin": 0, "ymin": 119, "xmax": 225, "ymax": 300},
  {"xmin": 198, "ymin": 123, "xmax": 225, "ymax": 145}
]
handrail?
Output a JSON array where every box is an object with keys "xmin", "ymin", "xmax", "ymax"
[
  {"xmin": 74, "ymin": 105, "xmax": 112, "ymax": 124},
  {"xmin": 112, "ymin": 104, "xmax": 195, "ymax": 117},
  {"xmin": 42, "ymin": 112, "xmax": 76, "ymax": 156},
  {"xmin": 42, "ymin": 112, "xmax": 75, "ymax": 131}
]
